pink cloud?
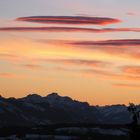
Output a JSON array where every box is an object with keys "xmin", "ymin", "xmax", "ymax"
[
  {"xmin": 0, "ymin": 27, "xmax": 139, "ymax": 33},
  {"xmin": 16, "ymin": 16, "xmax": 121, "ymax": 25},
  {"xmin": 39, "ymin": 39, "xmax": 140, "ymax": 60}
]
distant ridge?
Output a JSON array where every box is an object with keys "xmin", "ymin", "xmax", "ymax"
[{"xmin": 0, "ymin": 93, "xmax": 134, "ymax": 126}]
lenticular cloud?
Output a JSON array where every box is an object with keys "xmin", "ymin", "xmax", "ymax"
[{"xmin": 16, "ymin": 16, "xmax": 121, "ymax": 25}]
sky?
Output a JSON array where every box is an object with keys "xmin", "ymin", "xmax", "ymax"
[{"xmin": 0, "ymin": 0, "xmax": 140, "ymax": 105}]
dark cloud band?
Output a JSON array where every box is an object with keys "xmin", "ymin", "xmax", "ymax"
[
  {"xmin": 68, "ymin": 39, "xmax": 140, "ymax": 46},
  {"xmin": 0, "ymin": 27, "xmax": 140, "ymax": 33},
  {"xmin": 16, "ymin": 16, "xmax": 121, "ymax": 25}
]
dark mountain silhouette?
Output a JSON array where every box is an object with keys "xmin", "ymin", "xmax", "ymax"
[{"xmin": 0, "ymin": 93, "xmax": 134, "ymax": 126}]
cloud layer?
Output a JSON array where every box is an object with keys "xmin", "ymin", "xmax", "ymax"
[
  {"xmin": 40, "ymin": 39, "xmax": 140, "ymax": 60},
  {"xmin": 39, "ymin": 58, "xmax": 110, "ymax": 68},
  {"xmin": 113, "ymin": 83, "xmax": 140, "ymax": 88},
  {"xmin": 68, "ymin": 39, "xmax": 140, "ymax": 59},
  {"xmin": 122, "ymin": 66, "xmax": 140, "ymax": 75},
  {"xmin": 0, "ymin": 27, "xmax": 140, "ymax": 33},
  {"xmin": 21, "ymin": 64, "xmax": 43, "ymax": 70},
  {"xmin": 16, "ymin": 16, "xmax": 121, "ymax": 25},
  {"xmin": 0, "ymin": 73, "xmax": 27, "ymax": 78},
  {"xmin": 68, "ymin": 39, "xmax": 140, "ymax": 46}
]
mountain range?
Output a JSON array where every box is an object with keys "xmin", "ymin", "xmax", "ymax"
[{"xmin": 0, "ymin": 93, "xmax": 135, "ymax": 126}]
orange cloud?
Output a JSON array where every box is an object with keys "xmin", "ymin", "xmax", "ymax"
[
  {"xmin": 39, "ymin": 58, "xmax": 110, "ymax": 68},
  {"xmin": 113, "ymin": 83, "xmax": 140, "ymax": 88},
  {"xmin": 39, "ymin": 39, "xmax": 140, "ymax": 60},
  {"xmin": 0, "ymin": 73, "xmax": 27, "ymax": 78},
  {"xmin": 80, "ymin": 69, "xmax": 140, "ymax": 81},
  {"xmin": 122, "ymin": 66, "xmax": 140, "ymax": 75},
  {"xmin": 0, "ymin": 53, "xmax": 23, "ymax": 62},
  {"xmin": 16, "ymin": 16, "xmax": 121, "ymax": 25},
  {"xmin": 51, "ymin": 65, "xmax": 140, "ymax": 81},
  {"xmin": 21, "ymin": 64, "xmax": 43, "ymax": 70}
]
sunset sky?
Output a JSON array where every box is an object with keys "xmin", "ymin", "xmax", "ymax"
[{"xmin": 0, "ymin": 0, "xmax": 140, "ymax": 105}]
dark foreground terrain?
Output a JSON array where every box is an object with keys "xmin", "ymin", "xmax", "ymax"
[
  {"xmin": 0, "ymin": 123, "xmax": 140, "ymax": 140},
  {"xmin": 0, "ymin": 93, "xmax": 135, "ymax": 126},
  {"xmin": 0, "ymin": 93, "xmax": 140, "ymax": 139}
]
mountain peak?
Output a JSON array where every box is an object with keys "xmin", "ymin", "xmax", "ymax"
[
  {"xmin": 0, "ymin": 95, "xmax": 5, "ymax": 101},
  {"xmin": 21, "ymin": 93, "xmax": 43, "ymax": 103},
  {"xmin": 46, "ymin": 92, "xmax": 73, "ymax": 100},
  {"xmin": 0, "ymin": 92, "xmax": 133, "ymax": 126},
  {"xmin": 45, "ymin": 93, "xmax": 76, "ymax": 107},
  {"xmin": 47, "ymin": 92, "xmax": 59, "ymax": 97},
  {"xmin": 46, "ymin": 93, "xmax": 61, "ymax": 102},
  {"xmin": 26, "ymin": 93, "xmax": 42, "ymax": 98}
]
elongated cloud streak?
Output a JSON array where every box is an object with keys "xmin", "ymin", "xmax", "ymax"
[
  {"xmin": 0, "ymin": 73, "xmax": 27, "ymax": 78},
  {"xmin": 56, "ymin": 67, "xmax": 140, "ymax": 81},
  {"xmin": 21, "ymin": 64, "xmax": 43, "ymax": 70},
  {"xmin": 39, "ymin": 39, "xmax": 140, "ymax": 60},
  {"xmin": 0, "ymin": 53, "xmax": 19, "ymax": 59},
  {"xmin": 68, "ymin": 39, "xmax": 140, "ymax": 46},
  {"xmin": 113, "ymin": 83, "xmax": 140, "ymax": 88},
  {"xmin": 80, "ymin": 69, "xmax": 140, "ymax": 81},
  {"xmin": 44, "ymin": 39, "xmax": 140, "ymax": 60},
  {"xmin": 16, "ymin": 16, "xmax": 121, "ymax": 25},
  {"xmin": 0, "ymin": 27, "xmax": 140, "ymax": 33},
  {"xmin": 122, "ymin": 66, "xmax": 140, "ymax": 75},
  {"xmin": 39, "ymin": 58, "xmax": 110, "ymax": 68}
]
